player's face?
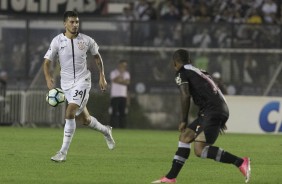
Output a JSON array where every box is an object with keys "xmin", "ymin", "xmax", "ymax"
[
  {"xmin": 64, "ymin": 17, "xmax": 79, "ymax": 35},
  {"xmin": 173, "ymin": 59, "xmax": 183, "ymax": 71},
  {"xmin": 173, "ymin": 60, "xmax": 178, "ymax": 71},
  {"xmin": 118, "ymin": 62, "xmax": 127, "ymax": 72}
]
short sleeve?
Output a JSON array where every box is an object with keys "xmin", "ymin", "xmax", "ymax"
[
  {"xmin": 124, "ymin": 72, "xmax": 130, "ymax": 80},
  {"xmin": 175, "ymin": 71, "xmax": 188, "ymax": 86},
  {"xmin": 89, "ymin": 37, "xmax": 99, "ymax": 55},
  {"xmin": 110, "ymin": 70, "xmax": 118, "ymax": 80},
  {"xmin": 44, "ymin": 37, "xmax": 59, "ymax": 62}
]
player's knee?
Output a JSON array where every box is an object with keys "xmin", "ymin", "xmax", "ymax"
[
  {"xmin": 65, "ymin": 110, "xmax": 75, "ymax": 119},
  {"xmin": 179, "ymin": 130, "xmax": 195, "ymax": 143},
  {"xmin": 65, "ymin": 111, "xmax": 76, "ymax": 119},
  {"xmin": 66, "ymin": 104, "xmax": 79, "ymax": 119},
  {"xmin": 194, "ymin": 147, "xmax": 204, "ymax": 157},
  {"xmin": 179, "ymin": 134, "xmax": 194, "ymax": 143},
  {"xmin": 76, "ymin": 115, "xmax": 90, "ymax": 125}
]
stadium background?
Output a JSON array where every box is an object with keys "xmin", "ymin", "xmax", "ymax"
[{"xmin": 0, "ymin": 0, "xmax": 282, "ymax": 132}]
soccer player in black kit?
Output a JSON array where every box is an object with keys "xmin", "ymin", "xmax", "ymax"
[{"xmin": 152, "ymin": 49, "xmax": 251, "ymax": 183}]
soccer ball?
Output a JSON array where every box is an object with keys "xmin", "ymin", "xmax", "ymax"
[{"xmin": 46, "ymin": 88, "xmax": 66, "ymax": 107}]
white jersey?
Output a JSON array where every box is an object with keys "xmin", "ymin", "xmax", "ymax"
[
  {"xmin": 44, "ymin": 33, "xmax": 99, "ymax": 90},
  {"xmin": 110, "ymin": 69, "xmax": 130, "ymax": 98}
]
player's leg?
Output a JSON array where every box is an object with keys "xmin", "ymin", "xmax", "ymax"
[
  {"xmin": 165, "ymin": 128, "xmax": 194, "ymax": 178},
  {"xmin": 118, "ymin": 97, "xmax": 127, "ymax": 128},
  {"xmin": 194, "ymin": 141, "xmax": 244, "ymax": 166},
  {"xmin": 194, "ymin": 140, "xmax": 251, "ymax": 183},
  {"xmin": 51, "ymin": 103, "xmax": 79, "ymax": 162},
  {"xmin": 193, "ymin": 117, "xmax": 251, "ymax": 183},
  {"xmin": 110, "ymin": 97, "xmax": 119, "ymax": 128},
  {"xmin": 76, "ymin": 107, "xmax": 108, "ymax": 133},
  {"xmin": 76, "ymin": 107, "xmax": 115, "ymax": 150},
  {"xmin": 152, "ymin": 122, "xmax": 197, "ymax": 183},
  {"xmin": 51, "ymin": 81, "xmax": 90, "ymax": 162},
  {"xmin": 69, "ymin": 80, "xmax": 105, "ymax": 132}
]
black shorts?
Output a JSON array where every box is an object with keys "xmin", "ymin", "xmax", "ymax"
[{"xmin": 188, "ymin": 113, "xmax": 228, "ymax": 144}]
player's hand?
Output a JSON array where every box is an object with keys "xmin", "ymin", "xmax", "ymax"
[
  {"xmin": 46, "ymin": 78, "xmax": 54, "ymax": 90},
  {"xmin": 99, "ymin": 74, "xmax": 107, "ymax": 92},
  {"xmin": 116, "ymin": 76, "xmax": 123, "ymax": 83},
  {"xmin": 178, "ymin": 122, "xmax": 187, "ymax": 132}
]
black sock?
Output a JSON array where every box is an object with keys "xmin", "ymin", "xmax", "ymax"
[
  {"xmin": 220, "ymin": 150, "xmax": 244, "ymax": 167},
  {"xmin": 203, "ymin": 146, "xmax": 243, "ymax": 167},
  {"xmin": 166, "ymin": 147, "xmax": 190, "ymax": 179}
]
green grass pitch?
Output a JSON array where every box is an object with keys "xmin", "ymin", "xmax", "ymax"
[{"xmin": 0, "ymin": 127, "xmax": 281, "ymax": 184}]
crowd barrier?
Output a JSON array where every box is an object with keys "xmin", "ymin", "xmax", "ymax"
[
  {"xmin": 0, "ymin": 90, "xmax": 281, "ymax": 134},
  {"xmin": 0, "ymin": 90, "xmax": 65, "ymax": 127}
]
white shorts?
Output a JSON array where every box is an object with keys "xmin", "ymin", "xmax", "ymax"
[{"xmin": 64, "ymin": 78, "xmax": 91, "ymax": 116}]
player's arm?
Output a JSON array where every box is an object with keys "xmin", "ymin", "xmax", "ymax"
[
  {"xmin": 43, "ymin": 37, "xmax": 58, "ymax": 90},
  {"xmin": 178, "ymin": 83, "xmax": 191, "ymax": 132},
  {"xmin": 43, "ymin": 59, "xmax": 54, "ymax": 90},
  {"xmin": 112, "ymin": 75, "xmax": 130, "ymax": 85},
  {"xmin": 94, "ymin": 53, "xmax": 107, "ymax": 91}
]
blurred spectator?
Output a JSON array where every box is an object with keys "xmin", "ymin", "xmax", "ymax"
[
  {"xmin": 171, "ymin": 23, "xmax": 182, "ymax": 46},
  {"xmin": 159, "ymin": 0, "xmax": 175, "ymax": 17},
  {"xmin": 93, "ymin": 0, "xmax": 108, "ymax": 15},
  {"xmin": 147, "ymin": 1, "xmax": 158, "ymax": 20},
  {"xmin": 0, "ymin": 41, "xmax": 4, "ymax": 68},
  {"xmin": 212, "ymin": 72, "xmax": 228, "ymax": 94},
  {"xmin": 252, "ymin": 0, "xmax": 264, "ymax": 9},
  {"xmin": 160, "ymin": 2, "xmax": 180, "ymax": 20},
  {"xmin": 243, "ymin": 54, "xmax": 258, "ymax": 84},
  {"xmin": 246, "ymin": 9, "xmax": 263, "ymax": 24},
  {"xmin": 132, "ymin": 0, "xmax": 157, "ymax": 45},
  {"xmin": 0, "ymin": 70, "xmax": 8, "ymax": 109},
  {"xmin": 213, "ymin": 27, "xmax": 231, "ymax": 48},
  {"xmin": 181, "ymin": 7, "xmax": 195, "ymax": 22},
  {"xmin": 192, "ymin": 28, "xmax": 211, "ymax": 48},
  {"xmin": 29, "ymin": 37, "xmax": 50, "ymax": 77},
  {"xmin": 118, "ymin": 6, "xmax": 135, "ymax": 21},
  {"xmin": 134, "ymin": 0, "xmax": 156, "ymax": 21},
  {"xmin": 216, "ymin": 54, "xmax": 232, "ymax": 83},
  {"xmin": 0, "ymin": 70, "xmax": 7, "ymax": 90},
  {"xmin": 213, "ymin": 9, "xmax": 231, "ymax": 23},
  {"xmin": 230, "ymin": 11, "xmax": 246, "ymax": 23},
  {"xmin": 261, "ymin": 0, "xmax": 278, "ymax": 23},
  {"xmin": 110, "ymin": 60, "xmax": 131, "ymax": 129},
  {"xmin": 194, "ymin": 1, "xmax": 211, "ymax": 22},
  {"xmin": 153, "ymin": 29, "xmax": 174, "ymax": 47},
  {"xmin": 117, "ymin": 6, "xmax": 135, "ymax": 45},
  {"xmin": 152, "ymin": 56, "xmax": 172, "ymax": 81},
  {"xmin": 234, "ymin": 25, "xmax": 253, "ymax": 48},
  {"xmin": 117, "ymin": 0, "xmax": 280, "ymax": 24},
  {"xmin": 11, "ymin": 43, "xmax": 26, "ymax": 75}
]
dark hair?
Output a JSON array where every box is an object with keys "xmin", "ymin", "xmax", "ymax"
[
  {"xmin": 173, "ymin": 49, "xmax": 191, "ymax": 64},
  {"xmin": 63, "ymin": 11, "xmax": 78, "ymax": 22}
]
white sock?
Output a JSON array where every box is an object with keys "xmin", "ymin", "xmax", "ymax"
[
  {"xmin": 88, "ymin": 116, "xmax": 108, "ymax": 135},
  {"xmin": 60, "ymin": 119, "xmax": 76, "ymax": 154}
]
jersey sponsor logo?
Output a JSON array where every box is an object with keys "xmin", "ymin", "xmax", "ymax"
[
  {"xmin": 196, "ymin": 125, "xmax": 200, "ymax": 132},
  {"xmin": 175, "ymin": 73, "xmax": 182, "ymax": 85},
  {"xmin": 259, "ymin": 101, "xmax": 282, "ymax": 132},
  {"xmin": 77, "ymin": 41, "xmax": 86, "ymax": 50}
]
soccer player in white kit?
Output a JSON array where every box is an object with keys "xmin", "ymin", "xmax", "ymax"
[{"xmin": 43, "ymin": 11, "xmax": 115, "ymax": 162}]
